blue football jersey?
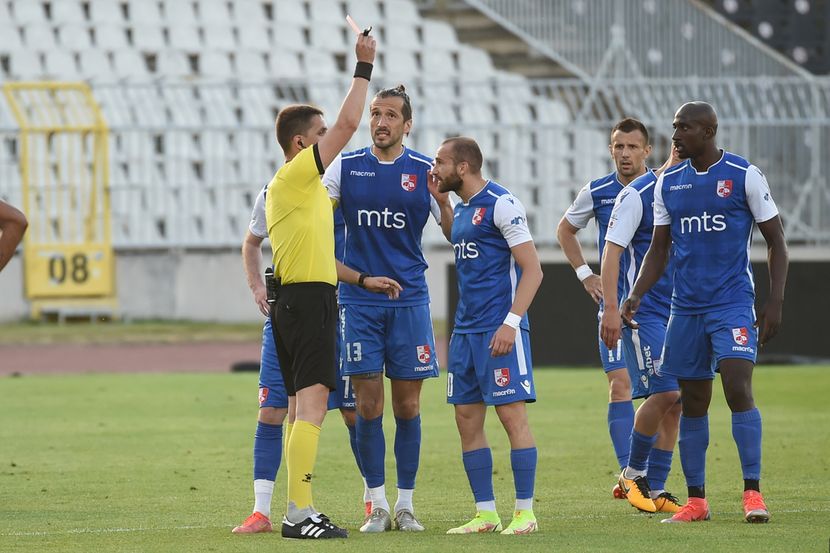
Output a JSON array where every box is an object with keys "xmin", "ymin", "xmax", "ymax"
[
  {"xmin": 654, "ymin": 151, "xmax": 779, "ymax": 315},
  {"xmin": 605, "ymin": 170, "xmax": 673, "ymax": 322},
  {"xmin": 324, "ymin": 146, "xmax": 440, "ymax": 307},
  {"xmin": 564, "ymin": 171, "xmax": 633, "ymax": 308},
  {"xmin": 452, "ymin": 181, "xmax": 533, "ymax": 333}
]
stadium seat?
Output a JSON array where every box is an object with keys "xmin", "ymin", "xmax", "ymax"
[
  {"xmin": 11, "ymin": 0, "xmax": 46, "ymax": 24},
  {"xmin": 200, "ymin": 89, "xmax": 239, "ymax": 125},
  {"xmin": 273, "ymin": 26, "xmax": 306, "ymax": 52},
  {"xmin": 9, "ymin": 50, "xmax": 43, "ymax": 79},
  {"xmin": 232, "ymin": 0, "xmax": 266, "ymax": 22},
  {"xmin": 162, "ymin": 0, "xmax": 199, "ymax": 24},
  {"xmin": 57, "ymin": 23, "xmax": 93, "ymax": 50},
  {"xmin": 383, "ymin": 48, "xmax": 420, "ymax": 81},
  {"xmin": 270, "ymin": 51, "xmax": 303, "ymax": 77},
  {"xmin": 237, "ymin": 87, "xmax": 278, "ymax": 124},
  {"xmin": 303, "ymin": 50, "xmax": 340, "ymax": 77},
  {"xmin": 310, "ymin": 0, "xmax": 345, "ymax": 25},
  {"xmin": 44, "ymin": 51, "xmax": 80, "ymax": 79},
  {"xmin": 0, "ymin": 24, "xmax": 24, "ymax": 50},
  {"xmin": 235, "ymin": 50, "xmax": 269, "ymax": 79},
  {"xmin": 309, "ymin": 23, "xmax": 348, "ymax": 52},
  {"xmin": 383, "ymin": 0, "xmax": 421, "ymax": 24},
  {"xmin": 273, "ymin": 1, "xmax": 306, "ymax": 24},
  {"xmin": 51, "ymin": 0, "xmax": 87, "ymax": 24},
  {"xmin": 127, "ymin": 0, "xmax": 164, "ymax": 24},
  {"xmin": 131, "ymin": 24, "xmax": 166, "ymax": 51},
  {"xmin": 95, "ymin": 86, "xmax": 135, "ymax": 125},
  {"xmin": 156, "ymin": 50, "xmax": 194, "ymax": 78},
  {"xmin": 112, "ymin": 49, "xmax": 152, "ymax": 80},
  {"xmin": 96, "ymin": 25, "xmax": 130, "ymax": 49},
  {"xmin": 421, "ymin": 50, "xmax": 456, "ymax": 77},
  {"xmin": 200, "ymin": 52, "xmax": 234, "ymax": 78},
  {"xmin": 458, "ymin": 45, "xmax": 495, "ymax": 76},
  {"xmin": 169, "ymin": 25, "xmax": 202, "ymax": 51},
  {"xmin": 23, "ymin": 24, "xmax": 57, "ymax": 50},
  {"xmin": 238, "ymin": 25, "xmax": 270, "ymax": 52},
  {"xmin": 202, "ymin": 25, "xmax": 237, "ymax": 51},
  {"xmin": 378, "ymin": 24, "xmax": 420, "ymax": 51},
  {"xmin": 345, "ymin": 0, "xmax": 382, "ymax": 27},
  {"xmin": 88, "ymin": 1, "xmax": 124, "ymax": 24},
  {"xmin": 421, "ymin": 20, "xmax": 459, "ymax": 49}
]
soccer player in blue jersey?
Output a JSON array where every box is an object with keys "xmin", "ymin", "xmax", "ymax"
[
  {"xmin": 556, "ymin": 118, "xmax": 653, "ymax": 496},
  {"xmin": 233, "ymin": 187, "xmax": 365, "ymax": 534},
  {"xmin": 600, "ymin": 144, "xmax": 684, "ymax": 514},
  {"xmin": 623, "ymin": 102, "xmax": 788, "ymax": 523},
  {"xmin": 430, "ymin": 137, "xmax": 543, "ymax": 535},
  {"xmin": 323, "ymin": 85, "xmax": 443, "ymax": 533}
]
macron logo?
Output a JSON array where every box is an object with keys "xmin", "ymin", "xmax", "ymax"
[
  {"xmin": 680, "ymin": 211, "xmax": 727, "ymax": 234},
  {"xmin": 670, "ymin": 183, "xmax": 693, "ymax": 191},
  {"xmin": 350, "ymin": 170, "xmax": 375, "ymax": 177}
]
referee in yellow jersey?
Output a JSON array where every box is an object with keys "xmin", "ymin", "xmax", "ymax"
[{"xmin": 265, "ymin": 29, "xmax": 401, "ymax": 539}]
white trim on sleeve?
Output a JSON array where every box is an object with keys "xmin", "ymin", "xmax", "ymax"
[
  {"xmin": 745, "ymin": 164, "xmax": 779, "ymax": 223},
  {"xmin": 494, "ymin": 194, "xmax": 533, "ymax": 247}
]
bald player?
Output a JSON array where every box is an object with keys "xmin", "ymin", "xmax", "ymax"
[{"xmin": 622, "ymin": 102, "xmax": 788, "ymax": 523}]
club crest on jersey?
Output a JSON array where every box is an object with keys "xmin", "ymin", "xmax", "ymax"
[
  {"xmin": 258, "ymin": 387, "xmax": 269, "ymax": 405},
  {"xmin": 416, "ymin": 344, "xmax": 431, "ymax": 364},
  {"xmin": 494, "ymin": 368, "xmax": 510, "ymax": 387},
  {"xmin": 717, "ymin": 179, "xmax": 733, "ymax": 198},
  {"xmin": 472, "ymin": 208, "xmax": 487, "ymax": 225},
  {"xmin": 732, "ymin": 327, "xmax": 749, "ymax": 346},
  {"xmin": 401, "ymin": 173, "xmax": 417, "ymax": 192}
]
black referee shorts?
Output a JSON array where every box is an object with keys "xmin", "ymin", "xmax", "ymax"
[{"xmin": 270, "ymin": 282, "xmax": 338, "ymax": 395}]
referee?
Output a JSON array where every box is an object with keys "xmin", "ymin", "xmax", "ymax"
[{"xmin": 265, "ymin": 29, "xmax": 400, "ymax": 539}]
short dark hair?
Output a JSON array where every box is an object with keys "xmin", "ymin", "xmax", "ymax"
[
  {"xmin": 373, "ymin": 84, "xmax": 412, "ymax": 121},
  {"xmin": 275, "ymin": 104, "xmax": 324, "ymax": 154},
  {"xmin": 611, "ymin": 117, "xmax": 649, "ymax": 144},
  {"xmin": 442, "ymin": 136, "xmax": 483, "ymax": 174}
]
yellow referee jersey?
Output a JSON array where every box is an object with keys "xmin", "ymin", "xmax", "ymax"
[{"xmin": 265, "ymin": 145, "xmax": 337, "ymax": 286}]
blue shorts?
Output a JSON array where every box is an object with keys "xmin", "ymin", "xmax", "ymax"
[
  {"xmin": 621, "ymin": 322, "xmax": 679, "ymax": 400},
  {"xmin": 598, "ymin": 314, "xmax": 626, "ymax": 372},
  {"xmin": 340, "ymin": 304, "xmax": 439, "ymax": 380},
  {"xmin": 661, "ymin": 306, "xmax": 758, "ymax": 381},
  {"xmin": 259, "ymin": 317, "xmax": 354, "ymax": 411},
  {"xmin": 447, "ymin": 329, "xmax": 536, "ymax": 406}
]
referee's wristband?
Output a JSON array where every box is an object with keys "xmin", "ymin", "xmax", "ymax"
[
  {"xmin": 354, "ymin": 61, "xmax": 373, "ymax": 81},
  {"xmin": 503, "ymin": 312, "xmax": 522, "ymax": 330},
  {"xmin": 575, "ymin": 264, "xmax": 594, "ymax": 281}
]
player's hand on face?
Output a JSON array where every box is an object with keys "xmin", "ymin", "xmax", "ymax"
[
  {"xmin": 489, "ymin": 325, "xmax": 516, "ymax": 357},
  {"xmin": 620, "ymin": 295, "xmax": 641, "ymax": 329},
  {"xmin": 427, "ymin": 169, "xmax": 450, "ymax": 204},
  {"xmin": 755, "ymin": 298, "xmax": 783, "ymax": 347},
  {"xmin": 600, "ymin": 308, "xmax": 622, "ymax": 350},
  {"xmin": 253, "ymin": 282, "xmax": 270, "ymax": 317},
  {"xmin": 582, "ymin": 274, "xmax": 603, "ymax": 304},
  {"xmin": 355, "ymin": 33, "xmax": 376, "ymax": 64},
  {"xmin": 363, "ymin": 276, "xmax": 403, "ymax": 299}
]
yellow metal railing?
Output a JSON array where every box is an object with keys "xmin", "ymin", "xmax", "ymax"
[{"xmin": 2, "ymin": 82, "xmax": 116, "ymax": 318}]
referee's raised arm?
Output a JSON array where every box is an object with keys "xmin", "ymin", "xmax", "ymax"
[{"xmin": 316, "ymin": 32, "xmax": 377, "ymax": 169}]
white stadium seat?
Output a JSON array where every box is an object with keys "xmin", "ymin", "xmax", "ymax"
[
  {"xmin": 169, "ymin": 25, "xmax": 202, "ymax": 51},
  {"xmin": 458, "ymin": 44, "xmax": 495, "ymax": 77},
  {"xmin": 0, "ymin": 24, "xmax": 24, "ymax": 50},
  {"xmin": 12, "ymin": 0, "xmax": 46, "ymax": 24},
  {"xmin": 237, "ymin": 25, "xmax": 270, "ymax": 51},
  {"xmin": 309, "ymin": 0, "xmax": 344, "ymax": 25},
  {"xmin": 23, "ymin": 24, "xmax": 57, "ymax": 49},
  {"xmin": 345, "ymin": 0, "xmax": 382, "ymax": 27},
  {"xmin": 273, "ymin": 1, "xmax": 306, "ymax": 24},
  {"xmin": 9, "ymin": 50, "xmax": 43, "ymax": 79},
  {"xmin": 202, "ymin": 25, "xmax": 237, "ymax": 51},
  {"xmin": 273, "ymin": 26, "xmax": 306, "ymax": 52},
  {"xmin": 96, "ymin": 25, "xmax": 130, "ymax": 49},
  {"xmin": 235, "ymin": 50, "xmax": 269, "ymax": 79},
  {"xmin": 303, "ymin": 50, "xmax": 339, "ymax": 77},
  {"xmin": 157, "ymin": 50, "xmax": 194, "ymax": 78},
  {"xmin": 420, "ymin": 20, "xmax": 458, "ymax": 49},
  {"xmin": 44, "ymin": 51, "xmax": 79, "ymax": 79},
  {"xmin": 112, "ymin": 49, "xmax": 152, "ymax": 79},
  {"xmin": 309, "ymin": 23, "xmax": 347, "ymax": 52},
  {"xmin": 127, "ymin": 0, "xmax": 163, "ymax": 24},
  {"xmin": 58, "ymin": 24, "xmax": 94, "ymax": 50},
  {"xmin": 232, "ymin": 0, "xmax": 265, "ymax": 22},
  {"xmin": 199, "ymin": 51, "xmax": 234, "ymax": 77},
  {"xmin": 383, "ymin": 0, "xmax": 421, "ymax": 24},
  {"xmin": 131, "ymin": 24, "xmax": 166, "ymax": 51},
  {"xmin": 162, "ymin": 0, "xmax": 199, "ymax": 24},
  {"xmin": 51, "ymin": 0, "xmax": 87, "ymax": 24},
  {"xmin": 89, "ymin": 1, "xmax": 124, "ymax": 24},
  {"xmin": 270, "ymin": 51, "xmax": 303, "ymax": 78},
  {"xmin": 79, "ymin": 50, "xmax": 114, "ymax": 80}
]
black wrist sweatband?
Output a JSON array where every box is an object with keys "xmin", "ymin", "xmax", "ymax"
[
  {"xmin": 354, "ymin": 61, "xmax": 373, "ymax": 81},
  {"xmin": 358, "ymin": 272, "xmax": 370, "ymax": 288}
]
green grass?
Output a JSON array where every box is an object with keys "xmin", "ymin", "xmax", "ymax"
[{"xmin": 1, "ymin": 366, "xmax": 828, "ymax": 552}]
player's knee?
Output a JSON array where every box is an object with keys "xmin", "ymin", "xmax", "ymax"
[
  {"xmin": 340, "ymin": 408, "xmax": 357, "ymax": 427},
  {"xmin": 608, "ymin": 373, "xmax": 632, "ymax": 401},
  {"xmin": 724, "ymin": 385, "xmax": 755, "ymax": 413},
  {"xmin": 392, "ymin": 396, "xmax": 420, "ymax": 419},
  {"xmin": 258, "ymin": 407, "xmax": 288, "ymax": 425},
  {"xmin": 356, "ymin": 394, "xmax": 384, "ymax": 418}
]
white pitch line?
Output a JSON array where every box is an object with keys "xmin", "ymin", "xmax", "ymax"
[{"xmin": 3, "ymin": 509, "xmax": 829, "ymax": 538}]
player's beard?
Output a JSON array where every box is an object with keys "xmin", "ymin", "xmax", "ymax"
[
  {"xmin": 372, "ymin": 127, "xmax": 402, "ymax": 151},
  {"xmin": 437, "ymin": 170, "xmax": 462, "ymax": 194}
]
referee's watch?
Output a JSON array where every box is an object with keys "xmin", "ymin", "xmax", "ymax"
[{"xmin": 358, "ymin": 273, "xmax": 370, "ymax": 288}]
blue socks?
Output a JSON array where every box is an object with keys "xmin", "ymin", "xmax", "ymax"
[
  {"xmin": 679, "ymin": 415, "xmax": 709, "ymax": 488},
  {"xmin": 394, "ymin": 415, "xmax": 421, "ymax": 490},
  {"xmin": 462, "ymin": 448, "xmax": 495, "ymax": 503},
  {"xmin": 732, "ymin": 408, "xmax": 762, "ymax": 480},
  {"xmin": 346, "ymin": 423, "xmax": 364, "ymax": 478},
  {"xmin": 253, "ymin": 421, "xmax": 282, "ymax": 481},
  {"xmin": 510, "ymin": 447, "xmax": 537, "ymax": 500},
  {"xmin": 356, "ymin": 414, "xmax": 385, "ymax": 488},
  {"xmin": 647, "ymin": 448, "xmax": 674, "ymax": 491},
  {"xmin": 628, "ymin": 430, "xmax": 657, "ymax": 472},
  {"xmin": 608, "ymin": 401, "xmax": 635, "ymax": 469}
]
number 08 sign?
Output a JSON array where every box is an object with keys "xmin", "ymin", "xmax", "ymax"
[{"xmin": 25, "ymin": 244, "xmax": 114, "ymax": 298}]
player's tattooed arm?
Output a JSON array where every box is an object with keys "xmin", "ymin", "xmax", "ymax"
[{"xmin": 755, "ymin": 215, "xmax": 788, "ymax": 346}]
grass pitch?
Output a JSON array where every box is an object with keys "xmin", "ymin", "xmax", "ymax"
[{"xmin": 1, "ymin": 366, "xmax": 828, "ymax": 552}]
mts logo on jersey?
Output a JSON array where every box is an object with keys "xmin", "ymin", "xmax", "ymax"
[
  {"xmin": 717, "ymin": 179, "xmax": 733, "ymax": 198},
  {"xmin": 732, "ymin": 327, "xmax": 749, "ymax": 346},
  {"xmin": 357, "ymin": 208, "xmax": 406, "ymax": 229},
  {"xmin": 680, "ymin": 211, "xmax": 726, "ymax": 234},
  {"xmin": 401, "ymin": 173, "xmax": 417, "ymax": 192},
  {"xmin": 472, "ymin": 208, "xmax": 486, "ymax": 225},
  {"xmin": 494, "ymin": 368, "xmax": 510, "ymax": 387},
  {"xmin": 453, "ymin": 239, "xmax": 479, "ymax": 259},
  {"xmin": 416, "ymin": 344, "xmax": 431, "ymax": 363}
]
